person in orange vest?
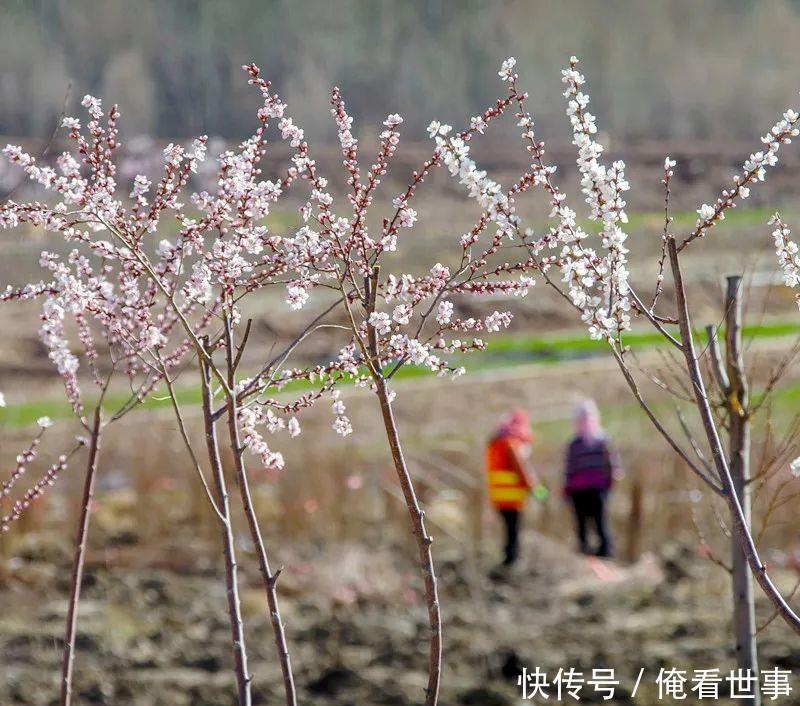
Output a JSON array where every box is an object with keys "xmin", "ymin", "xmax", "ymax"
[{"xmin": 485, "ymin": 409, "xmax": 539, "ymax": 569}]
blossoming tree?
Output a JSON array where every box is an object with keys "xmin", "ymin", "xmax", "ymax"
[
  {"xmin": 0, "ymin": 97, "xmax": 202, "ymax": 705},
  {"xmin": 236, "ymin": 62, "xmax": 546, "ymax": 705},
  {"xmin": 0, "ymin": 89, "xmax": 315, "ymax": 706}
]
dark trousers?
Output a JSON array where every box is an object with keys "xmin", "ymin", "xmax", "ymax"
[
  {"xmin": 498, "ymin": 509, "xmax": 521, "ymax": 565},
  {"xmin": 570, "ymin": 490, "xmax": 612, "ymax": 557}
]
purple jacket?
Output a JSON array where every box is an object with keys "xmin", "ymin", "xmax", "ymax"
[{"xmin": 564, "ymin": 436, "xmax": 618, "ymax": 495}]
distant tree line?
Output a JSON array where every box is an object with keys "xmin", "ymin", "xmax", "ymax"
[{"xmin": 3, "ymin": 0, "xmax": 800, "ymax": 143}]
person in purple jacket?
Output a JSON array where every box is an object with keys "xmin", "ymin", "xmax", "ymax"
[{"xmin": 563, "ymin": 399, "xmax": 620, "ymax": 557}]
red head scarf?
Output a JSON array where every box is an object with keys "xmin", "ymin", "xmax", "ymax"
[{"xmin": 494, "ymin": 408, "xmax": 533, "ymax": 444}]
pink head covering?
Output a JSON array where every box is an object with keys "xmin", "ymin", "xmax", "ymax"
[
  {"xmin": 495, "ymin": 408, "xmax": 533, "ymax": 444},
  {"xmin": 574, "ymin": 399, "xmax": 602, "ymax": 442}
]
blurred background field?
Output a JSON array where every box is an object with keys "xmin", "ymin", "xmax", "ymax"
[{"xmin": 3, "ymin": 1, "xmax": 800, "ymax": 704}]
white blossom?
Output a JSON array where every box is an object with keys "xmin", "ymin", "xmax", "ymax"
[
  {"xmin": 392, "ymin": 304, "xmax": 411, "ymax": 325},
  {"xmin": 484, "ymin": 311, "xmax": 512, "ymax": 333},
  {"xmin": 499, "ymin": 57, "xmax": 517, "ymax": 82},
  {"xmin": 697, "ymin": 204, "xmax": 716, "ymax": 221},
  {"xmin": 770, "ymin": 214, "xmax": 800, "ymax": 299},
  {"xmin": 332, "ymin": 415, "xmax": 353, "ymax": 437},
  {"xmin": 368, "ymin": 312, "xmax": 392, "ymax": 335},
  {"xmin": 286, "ymin": 282, "xmax": 310, "ymax": 310},
  {"xmin": 436, "ymin": 300, "xmax": 454, "ymax": 326}
]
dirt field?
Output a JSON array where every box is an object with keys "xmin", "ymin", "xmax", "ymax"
[
  {"xmin": 3, "ymin": 347, "xmax": 800, "ymax": 704},
  {"xmin": 3, "ymin": 144, "xmax": 800, "ymax": 705},
  {"xmin": 3, "ymin": 521, "xmax": 800, "ymax": 705}
]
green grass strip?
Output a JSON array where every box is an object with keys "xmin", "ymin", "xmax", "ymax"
[{"xmin": 2, "ymin": 318, "xmax": 797, "ymax": 430}]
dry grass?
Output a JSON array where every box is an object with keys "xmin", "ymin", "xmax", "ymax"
[{"xmin": 4, "ymin": 347, "xmax": 799, "ymax": 575}]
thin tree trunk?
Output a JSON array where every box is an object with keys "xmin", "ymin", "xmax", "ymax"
[
  {"xmin": 223, "ymin": 323, "xmax": 297, "ymax": 706},
  {"xmin": 359, "ymin": 268, "xmax": 442, "ymax": 705},
  {"xmin": 201, "ymin": 356, "xmax": 252, "ymax": 706},
  {"xmin": 60, "ymin": 407, "xmax": 102, "ymax": 706},
  {"xmin": 725, "ymin": 276, "xmax": 760, "ymax": 701},
  {"xmin": 374, "ymin": 375, "xmax": 442, "ymax": 706}
]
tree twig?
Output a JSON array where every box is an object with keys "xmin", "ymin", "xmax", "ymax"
[{"xmin": 156, "ymin": 352, "xmax": 225, "ymax": 522}]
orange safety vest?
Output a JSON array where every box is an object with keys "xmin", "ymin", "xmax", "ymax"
[{"xmin": 485, "ymin": 436, "xmax": 530, "ymax": 511}]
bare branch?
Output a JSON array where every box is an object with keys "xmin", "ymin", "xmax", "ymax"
[{"xmin": 668, "ymin": 235, "xmax": 800, "ymax": 635}]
